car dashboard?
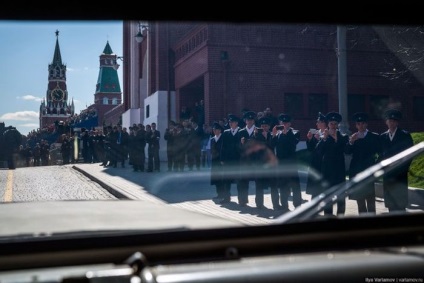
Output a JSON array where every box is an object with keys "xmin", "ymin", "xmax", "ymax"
[{"xmin": 0, "ymin": 213, "xmax": 423, "ymax": 283}]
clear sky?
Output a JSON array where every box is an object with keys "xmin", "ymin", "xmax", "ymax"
[{"xmin": 0, "ymin": 20, "xmax": 123, "ymax": 136}]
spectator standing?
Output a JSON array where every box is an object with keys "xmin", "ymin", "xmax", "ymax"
[
  {"xmin": 164, "ymin": 121, "xmax": 176, "ymax": 171},
  {"xmin": 210, "ymin": 122, "xmax": 227, "ymax": 202},
  {"xmin": 107, "ymin": 126, "xmax": 119, "ymax": 168},
  {"xmin": 172, "ymin": 124, "xmax": 187, "ymax": 172},
  {"xmin": 40, "ymin": 139, "xmax": 50, "ymax": 166},
  {"xmin": 187, "ymin": 120, "xmax": 204, "ymax": 171},
  {"xmin": 238, "ymin": 111, "xmax": 257, "ymax": 207},
  {"xmin": 147, "ymin": 123, "xmax": 161, "ymax": 172},
  {"xmin": 23, "ymin": 143, "xmax": 33, "ymax": 167},
  {"xmin": 305, "ymin": 112, "xmax": 328, "ymax": 199},
  {"xmin": 345, "ymin": 112, "xmax": 381, "ymax": 214},
  {"xmin": 120, "ymin": 127, "xmax": 130, "ymax": 167},
  {"xmin": 321, "ymin": 112, "xmax": 349, "ymax": 216},
  {"xmin": 271, "ymin": 114, "xmax": 302, "ymax": 211},
  {"xmin": 129, "ymin": 125, "xmax": 145, "ymax": 172},
  {"xmin": 80, "ymin": 129, "xmax": 90, "ymax": 163},
  {"xmin": 60, "ymin": 134, "xmax": 71, "ymax": 165},
  {"xmin": 220, "ymin": 114, "xmax": 242, "ymax": 203},
  {"xmin": 251, "ymin": 117, "xmax": 275, "ymax": 209},
  {"xmin": 202, "ymin": 124, "xmax": 213, "ymax": 168},
  {"xmin": 32, "ymin": 143, "xmax": 41, "ymax": 166},
  {"xmin": 94, "ymin": 130, "xmax": 106, "ymax": 166},
  {"xmin": 379, "ymin": 109, "xmax": 414, "ymax": 212}
]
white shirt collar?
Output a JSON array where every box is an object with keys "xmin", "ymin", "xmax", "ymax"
[{"xmin": 214, "ymin": 133, "xmax": 222, "ymax": 142}]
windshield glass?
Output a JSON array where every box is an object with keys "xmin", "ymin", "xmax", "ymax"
[{"xmin": 1, "ymin": 21, "xmax": 424, "ymax": 238}]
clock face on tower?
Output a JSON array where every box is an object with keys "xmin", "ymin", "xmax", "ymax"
[{"xmin": 51, "ymin": 89, "xmax": 64, "ymax": 101}]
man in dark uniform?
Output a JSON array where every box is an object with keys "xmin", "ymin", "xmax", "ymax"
[
  {"xmin": 251, "ymin": 117, "xmax": 275, "ymax": 209},
  {"xmin": 164, "ymin": 121, "xmax": 176, "ymax": 171},
  {"xmin": 173, "ymin": 123, "xmax": 188, "ymax": 172},
  {"xmin": 220, "ymin": 114, "xmax": 241, "ymax": 203},
  {"xmin": 102, "ymin": 126, "xmax": 113, "ymax": 167},
  {"xmin": 321, "ymin": 112, "xmax": 349, "ymax": 216},
  {"xmin": 271, "ymin": 114, "xmax": 302, "ymax": 211},
  {"xmin": 379, "ymin": 109, "xmax": 414, "ymax": 212},
  {"xmin": 61, "ymin": 134, "xmax": 71, "ymax": 165},
  {"xmin": 80, "ymin": 128, "xmax": 90, "ymax": 163},
  {"xmin": 305, "ymin": 112, "xmax": 328, "ymax": 199},
  {"xmin": 237, "ymin": 111, "xmax": 257, "ymax": 207},
  {"xmin": 210, "ymin": 122, "xmax": 227, "ymax": 202},
  {"xmin": 107, "ymin": 126, "xmax": 119, "ymax": 167},
  {"xmin": 187, "ymin": 120, "xmax": 204, "ymax": 171},
  {"xmin": 2, "ymin": 125, "xmax": 22, "ymax": 169},
  {"xmin": 345, "ymin": 112, "xmax": 381, "ymax": 214},
  {"xmin": 147, "ymin": 122, "xmax": 161, "ymax": 172}
]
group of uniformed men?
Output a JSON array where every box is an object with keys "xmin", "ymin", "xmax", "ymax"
[{"xmin": 208, "ymin": 108, "xmax": 414, "ymax": 216}]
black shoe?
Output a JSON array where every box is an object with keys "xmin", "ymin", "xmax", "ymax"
[
  {"xmin": 220, "ymin": 198, "xmax": 231, "ymax": 204},
  {"xmin": 239, "ymin": 202, "xmax": 247, "ymax": 207},
  {"xmin": 213, "ymin": 196, "xmax": 224, "ymax": 201}
]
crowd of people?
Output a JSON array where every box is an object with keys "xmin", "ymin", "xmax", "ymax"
[{"xmin": 1, "ymin": 105, "xmax": 415, "ymax": 216}]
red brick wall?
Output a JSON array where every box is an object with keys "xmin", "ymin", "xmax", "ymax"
[{"xmin": 136, "ymin": 22, "xmax": 424, "ymax": 137}]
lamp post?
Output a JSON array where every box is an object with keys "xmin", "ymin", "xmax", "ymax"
[
  {"xmin": 135, "ymin": 22, "xmax": 150, "ymax": 100},
  {"xmin": 337, "ymin": 25, "xmax": 349, "ymax": 135},
  {"xmin": 135, "ymin": 22, "xmax": 149, "ymax": 43},
  {"xmin": 113, "ymin": 56, "xmax": 123, "ymax": 71}
]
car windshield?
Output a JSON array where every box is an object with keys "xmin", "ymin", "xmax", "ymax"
[{"xmin": 1, "ymin": 21, "xmax": 424, "ymax": 238}]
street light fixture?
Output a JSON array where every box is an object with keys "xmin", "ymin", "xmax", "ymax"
[
  {"xmin": 135, "ymin": 22, "xmax": 149, "ymax": 43},
  {"xmin": 113, "ymin": 56, "xmax": 124, "ymax": 70}
]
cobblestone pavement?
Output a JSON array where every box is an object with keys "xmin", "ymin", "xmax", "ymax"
[{"xmin": 72, "ymin": 161, "xmax": 424, "ymax": 225}]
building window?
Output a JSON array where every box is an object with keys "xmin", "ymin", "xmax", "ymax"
[
  {"xmin": 284, "ymin": 93, "xmax": 303, "ymax": 118},
  {"xmin": 370, "ymin": 95, "xmax": 389, "ymax": 119},
  {"xmin": 103, "ymin": 97, "xmax": 109, "ymax": 105},
  {"xmin": 348, "ymin": 94, "xmax": 366, "ymax": 118},
  {"xmin": 413, "ymin": 96, "xmax": 424, "ymax": 120},
  {"xmin": 146, "ymin": 105, "xmax": 150, "ymax": 119},
  {"xmin": 112, "ymin": 98, "xmax": 118, "ymax": 105},
  {"xmin": 308, "ymin": 93, "xmax": 327, "ymax": 118}
]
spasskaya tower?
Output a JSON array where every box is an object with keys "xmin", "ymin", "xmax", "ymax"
[{"xmin": 39, "ymin": 30, "xmax": 74, "ymax": 130}]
